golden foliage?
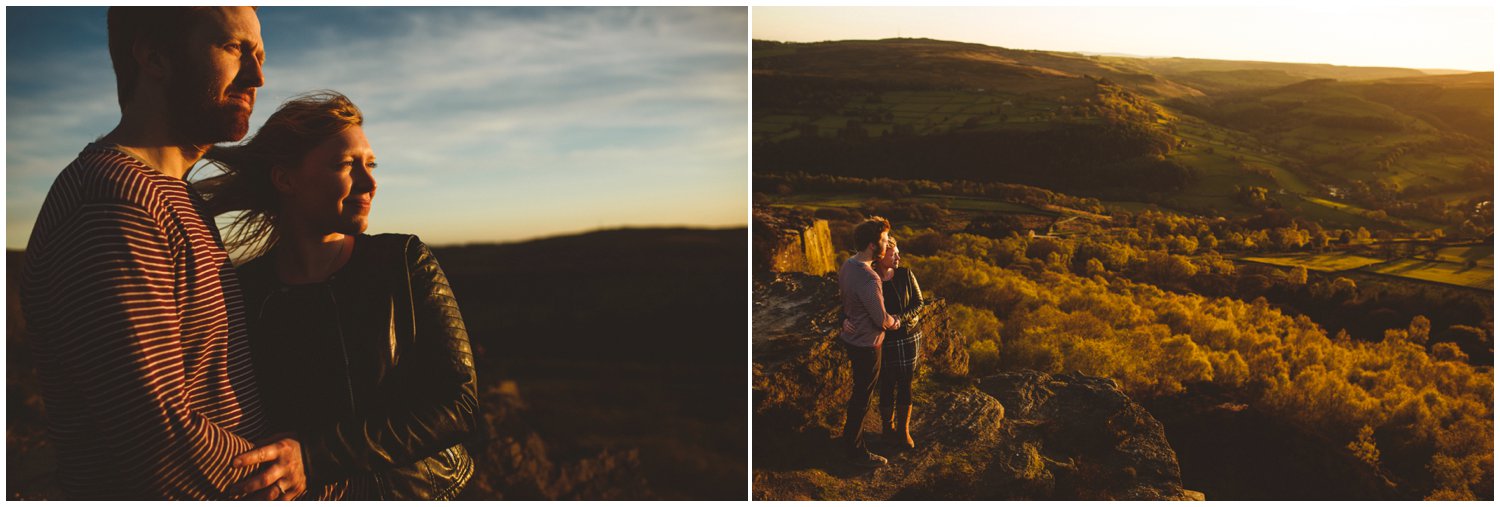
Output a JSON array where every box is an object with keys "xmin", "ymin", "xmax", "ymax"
[{"xmin": 908, "ymin": 248, "xmax": 1494, "ymax": 498}]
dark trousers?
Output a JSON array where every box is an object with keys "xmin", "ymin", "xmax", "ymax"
[
  {"xmin": 840, "ymin": 341, "xmax": 881, "ymax": 457},
  {"xmin": 878, "ymin": 353, "xmax": 914, "ymax": 431}
]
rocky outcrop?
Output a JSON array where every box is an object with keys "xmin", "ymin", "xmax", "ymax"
[
  {"xmin": 753, "ymin": 208, "xmax": 837, "ymax": 277},
  {"xmin": 752, "ymin": 272, "xmax": 1200, "ymax": 501},
  {"xmin": 754, "ymin": 272, "xmax": 968, "ymax": 434}
]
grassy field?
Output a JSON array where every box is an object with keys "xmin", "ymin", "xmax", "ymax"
[
  {"xmin": 1360, "ymin": 258, "xmax": 1493, "ymax": 290},
  {"xmin": 1430, "ymin": 246, "xmax": 1494, "ymax": 267},
  {"xmin": 1292, "ymin": 196, "xmax": 1388, "ymax": 230},
  {"xmin": 1164, "ymin": 116, "xmax": 1298, "ymax": 217},
  {"xmin": 1238, "ymin": 247, "xmax": 1493, "ymax": 290},
  {"xmin": 1238, "ymin": 252, "xmax": 1388, "ymax": 272},
  {"xmin": 773, "ymin": 192, "xmax": 1051, "ymax": 214}
]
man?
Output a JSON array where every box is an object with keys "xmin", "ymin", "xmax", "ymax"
[
  {"xmin": 20, "ymin": 7, "xmax": 303, "ymax": 499},
  {"xmin": 836, "ymin": 216, "xmax": 901, "ymax": 467}
]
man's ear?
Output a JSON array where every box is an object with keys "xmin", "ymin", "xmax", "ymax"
[
  {"xmin": 271, "ymin": 164, "xmax": 295, "ymax": 194},
  {"xmin": 132, "ymin": 39, "xmax": 172, "ymax": 84}
]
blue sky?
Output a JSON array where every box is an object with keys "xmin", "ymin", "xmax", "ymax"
[{"xmin": 7, "ymin": 7, "xmax": 748, "ymax": 249}]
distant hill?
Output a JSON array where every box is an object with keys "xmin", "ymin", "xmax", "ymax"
[
  {"xmin": 1123, "ymin": 56, "xmax": 1428, "ymax": 93},
  {"xmin": 8, "ymin": 226, "xmax": 748, "ymax": 500},
  {"xmin": 754, "ymin": 38, "xmax": 1492, "ymax": 233}
]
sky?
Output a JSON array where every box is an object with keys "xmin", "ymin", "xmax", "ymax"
[
  {"xmin": 754, "ymin": 6, "xmax": 1495, "ymax": 72},
  {"xmin": 6, "ymin": 7, "xmax": 748, "ymax": 250}
]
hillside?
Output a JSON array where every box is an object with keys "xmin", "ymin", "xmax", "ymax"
[
  {"xmin": 754, "ymin": 38, "xmax": 1492, "ymax": 235},
  {"xmin": 7, "ymin": 227, "xmax": 746, "ymax": 500}
]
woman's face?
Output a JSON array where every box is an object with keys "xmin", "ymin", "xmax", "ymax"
[
  {"xmin": 878, "ymin": 244, "xmax": 900, "ymax": 271},
  {"xmin": 275, "ymin": 125, "xmax": 376, "ymax": 235}
]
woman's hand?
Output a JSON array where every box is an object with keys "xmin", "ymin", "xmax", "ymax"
[
  {"xmin": 229, "ymin": 433, "xmax": 307, "ymax": 500},
  {"xmin": 842, "ymin": 318, "xmax": 855, "ymax": 335}
]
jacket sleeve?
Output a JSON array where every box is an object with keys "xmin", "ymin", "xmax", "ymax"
[
  {"xmin": 29, "ymin": 203, "xmax": 257, "ymax": 499},
  {"xmin": 299, "ymin": 237, "xmax": 479, "ymax": 483},
  {"xmin": 896, "ymin": 269, "xmax": 925, "ymax": 333}
]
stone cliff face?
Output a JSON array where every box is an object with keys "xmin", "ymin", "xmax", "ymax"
[
  {"xmin": 753, "ymin": 208, "xmax": 838, "ymax": 277},
  {"xmin": 752, "ymin": 272, "xmax": 1201, "ymax": 501}
]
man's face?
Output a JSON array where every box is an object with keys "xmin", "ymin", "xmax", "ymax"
[{"xmin": 166, "ymin": 7, "xmax": 264, "ymax": 145}]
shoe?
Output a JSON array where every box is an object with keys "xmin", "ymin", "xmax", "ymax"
[
  {"xmin": 896, "ymin": 405, "xmax": 916, "ymax": 450},
  {"xmin": 850, "ymin": 450, "xmax": 888, "ymax": 468},
  {"xmin": 885, "ymin": 432, "xmax": 915, "ymax": 450}
]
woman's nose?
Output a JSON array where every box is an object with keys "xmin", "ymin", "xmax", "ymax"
[{"xmin": 354, "ymin": 164, "xmax": 377, "ymax": 193}]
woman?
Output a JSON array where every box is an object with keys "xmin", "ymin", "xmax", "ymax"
[
  {"xmin": 197, "ymin": 91, "xmax": 478, "ymax": 500},
  {"xmin": 875, "ymin": 239, "xmax": 923, "ymax": 449}
]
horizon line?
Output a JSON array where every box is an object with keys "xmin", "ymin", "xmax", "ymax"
[
  {"xmin": 4, "ymin": 223, "xmax": 749, "ymax": 254},
  {"xmin": 754, "ymin": 37, "xmax": 1496, "ymax": 74}
]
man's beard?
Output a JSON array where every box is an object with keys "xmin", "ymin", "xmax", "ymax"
[{"xmin": 165, "ymin": 70, "xmax": 253, "ymax": 146}]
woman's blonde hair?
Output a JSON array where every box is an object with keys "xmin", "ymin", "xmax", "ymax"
[{"xmin": 197, "ymin": 90, "xmax": 364, "ymax": 260}]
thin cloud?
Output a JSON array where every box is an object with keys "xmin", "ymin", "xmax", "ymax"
[{"xmin": 7, "ymin": 7, "xmax": 748, "ymax": 249}]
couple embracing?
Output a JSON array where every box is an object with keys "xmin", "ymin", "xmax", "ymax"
[
  {"xmin": 21, "ymin": 8, "xmax": 476, "ymax": 500},
  {"xmin": 836, "ymin": 217, "xmax": 925, "ymax": 467}
]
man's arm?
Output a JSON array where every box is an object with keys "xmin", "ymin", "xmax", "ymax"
[
  {"xmin": 855, "ymin": 269, "xmax": 897, "ymax": 330},
  {"xmin": 40, "ymin": 202, "xmax": 258, "ymax": 499}
]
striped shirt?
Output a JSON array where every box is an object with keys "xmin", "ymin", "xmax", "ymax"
[
  {"xmin": 838, "ymin": 256, "xmax": 894, "ymax": 348},
  {"xmin": 20, "ymin": 144, "xmax": 266, "ymax": 499}
]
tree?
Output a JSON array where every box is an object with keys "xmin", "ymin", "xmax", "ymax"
[
  {"xmin": 1287, "ymin": 265, "xmax": 1309, "ymax": 286},
  {"xmin": 1407, "ymin": 315, "xmax": 1431, "ymax": 346},
  {"xmin": 1332, "ymin": 277, "xmax": 1358, "ymax": 300}
]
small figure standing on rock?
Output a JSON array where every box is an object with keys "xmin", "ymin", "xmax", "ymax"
[
  {"xmin": 875, "ymin": 238, "xmax": 924, "ymax": 450},
  {"xmin": 837, "ymin": 217, "xmax": 902, "ymax": 468}
]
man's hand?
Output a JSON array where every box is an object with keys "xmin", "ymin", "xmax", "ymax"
[
  {"xmin": 885, "ymin": 317, "xmax": 901, "ymax": 330},
  {"xmin": 229, "ymin": 433, "xmax": 306, "ymax": 500}
]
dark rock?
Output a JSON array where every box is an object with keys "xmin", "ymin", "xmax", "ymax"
[
  {"xmin": 753, "ymin": 271, "xmax": 1199, "ymax": 500},
  {"xmin": 753, "ymin": 272, "xmax": 969, "ymax": 435}
]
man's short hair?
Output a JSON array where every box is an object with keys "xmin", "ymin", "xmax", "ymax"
[
  {"xmin": 106, "ymin": 7, "xmax": 246, "ymax": 109},
  {"xmin": 853, "ymin": 216, "xmax": 891, "ymax": 253}
]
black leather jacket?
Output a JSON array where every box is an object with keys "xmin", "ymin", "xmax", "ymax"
[
  {"xmin": 238, "ymin": 234, "xmax": 478, "ymax": 500},
  {"xmin": 881, "ymin": 267, "xmax": 925, "ymax": 342}
]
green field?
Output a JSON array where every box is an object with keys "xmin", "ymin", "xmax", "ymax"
[
  {"xmin": 1238, "ymin": 252, "xmax": 1388, "ymax": 272},
  {"xmin": 770, "ymin": 193, "xmax": 870, "ymax": 209},
  {"xmin": 1360, "ymin": 258, "xmax": 1493, "ymax": 290},
  {"xmin": 1239, "ymin": 247, "xmax": 1493, "ymax": 290},
  {"xmin": 772, "ymin": 192, "xmax": 1050, "ymax": 214},
  {"xmin": 1430, "ymin": 246, "xmax": 1494, "ymax": 267}
]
